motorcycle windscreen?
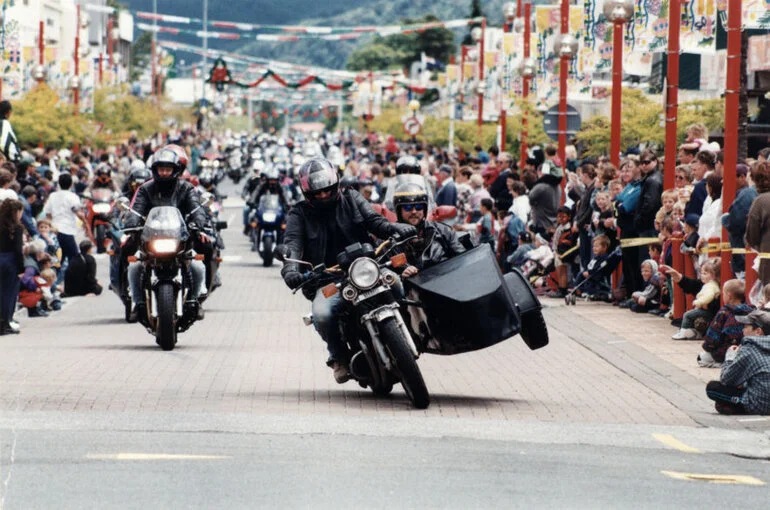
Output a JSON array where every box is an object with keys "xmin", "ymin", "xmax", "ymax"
[
  {"xmin": 92, "ymin": 188, "xmax": 114, "ymax": 201},
  {"xmin": 140, "ymin": 207, "xmax": 190, "ymax": 244},
  {"xmin": 404, "ymin": 245, "xmax": 520, "ymax": 355},
  {"xmin": 382, "ymin": 174, "xmax": 436, "ymax": 212},
  {"xmin": 259, "ymin": 194, "xmax": 281, "ymax": 211}
]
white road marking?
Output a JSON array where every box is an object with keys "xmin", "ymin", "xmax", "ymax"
[{"xmin": 86, "ymin": 453, "xmax": 231, "ymax": 461}]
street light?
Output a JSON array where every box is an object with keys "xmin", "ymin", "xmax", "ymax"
[
  {"xmin": 32, "ymin": 64, "xmax": 46, "ymax": 83},
  {"xmin": 503, "ymin": 2, "xmax": 517, "ymax": 21},
  {"xmin": 512, "ymin": 17, "xmax": 525, "ymax": 33},
  {"xmin": 602, "ymin": 0, "xmax": 634, "ymax": 165},
  {"xmin": 500, "ymin": 2, "xmax": 518, "ymax": 152},
  {"xmin": 552, "ymin": 33, "xmax": 579, "ymax": 58},
  {"xmin": 517, "ymin": 58, "xmax": 537, "ymax": 79},
  {"xmin": 408, "ymin": 99, "xmax": 420, "ymax": 112},
  {"xmin": 471, "ymin": 26, "xmax": 483, "ymax": 43}
]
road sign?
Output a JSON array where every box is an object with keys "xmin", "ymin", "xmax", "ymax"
[
  {"xmin": 403, "ymin": 117, "xmax": 422, "ymax": 136},
  {"xmin": 542, "ymin": 104, "xmax": 582, "ymax": 141}
]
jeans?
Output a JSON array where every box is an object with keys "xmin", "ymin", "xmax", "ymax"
[
  {"xmin": 128, "ymin": 261, "xmax": 205, "ymax": 305},
  {"xmin": 57, "ymin": 232, "xmax": 79, "ymax": 281},
  {"xmin": 706, "ymin": 380, "xmax": 746, "ymax": 414},
  {"xmin": 0, "ymin": 253, "xmax": 20, "ymax": 322},
  {"xmin": 682, "ymin": 308, "xmax": 713, "ymax": 330},
  {"xmin": 242, "ymin": 205, "xmax": 252, "ymax": 229},
  {"xmin": 311, "ymin": 287, "xmax": 348, "ymax": 363}
]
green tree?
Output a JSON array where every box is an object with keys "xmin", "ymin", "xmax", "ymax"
[
  {"xmin": 130, "ymin": 31, "xmax": 152, "ymax": 82},
  {"xmin": 346, "ymin": 43, "xmax": 403, "ymax": 71}
]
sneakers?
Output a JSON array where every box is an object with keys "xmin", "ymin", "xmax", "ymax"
[
  {"xmin": 618, "ymin": 298, "xmax": 634, "ymax": 309},
  {"xmin": 697, "ymin": 351, "xmax": 722, "ymax": 368},
  {"xmin": 672, "ymin": 328, "xmax": 699, "ymax": 340},
  {"xmin": 27, "ymin": 306, "xmax": 48, "ymax": 318},
  {"xmin": 330, "ymin": 361, "xmax": 351, "ymax": 384},
  {"xmin": 0, "ymin": 321, "xmax": 19, "ymax": 335},
  {"xmin": 670, "ymin": 318, "xmax": 683, "ymax": 327}
]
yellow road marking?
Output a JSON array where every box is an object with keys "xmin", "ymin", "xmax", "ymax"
[
  {"xmin": 652, "ymin": 433, "xmax": 702, "ymax": 453},
  {"xmin": 87, "ymin": 453, "xmax": 231, "ymax": 461},
  {"xmin": 662, "ymin": 471, "xmax": 765, "ymax": 485}
]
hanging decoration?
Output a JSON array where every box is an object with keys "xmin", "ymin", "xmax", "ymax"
[
  {"xmin": 207, "ymin": 57, "xmax": 233, "ymax": 91},
  {"xmin": 205, "ymin": 58, "xmax": 355, "ymax": 91}
]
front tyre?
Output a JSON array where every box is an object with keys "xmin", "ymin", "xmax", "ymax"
[
  {"xmin": 155, "ymin": 282, "xmax": 177, "ymax": 351},
  {"xmin": 379, "ymin": 317, "xmax": 429, "ymax": 409},
  {"xmin": 262, "ymin": 236, "xmax": 274, "ymax": 267},
  {"xmin": 95, "ymin": 224, "xmax": 106, "ymax": 253}
]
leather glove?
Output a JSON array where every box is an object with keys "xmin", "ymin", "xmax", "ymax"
[
  {"xmin": 284, "ymin": 271, "xmax": 305, "ymax": 290},
  {"xmin": 391, "ymin": 223, "xmax": 417, "ymax": 239}
]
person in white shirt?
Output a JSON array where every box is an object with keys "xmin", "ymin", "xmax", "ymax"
[{"xmin": 42, "ymin": 173, "xmax": 89, "ymax": 279}]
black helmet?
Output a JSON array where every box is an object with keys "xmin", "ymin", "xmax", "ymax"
[
  {"xmin": 396, "ymin": 155, "xmax": 420, "ymax": 175},
  {"xmin": 298, "ymin": 158, "xmax": 339, "ymax": 210},
  {"xmin": 339, "ymin": 175, "xmax": 359, "ymax": 192},
  {"xmin": 127, "ymin": 167, "xmax": 151, "ymax": 193},
  {"xmin": 94, "ymin": 163, "xmax": 112, "ymax": 184},
  {"xmin": 393, "ymin": 181, "xmax": 428, "ymax": 224},
  {"xmin": 150, "ymin": 147, "xmax": 183, "ymax": 186}
]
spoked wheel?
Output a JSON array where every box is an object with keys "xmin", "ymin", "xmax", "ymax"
[
  {"xmin": 155, "ymin": 282, "xmax": 177, "ymax": 351},
  {"xmin": 379, "ymin": 317, "xmax": 429, "ymax": 409}
]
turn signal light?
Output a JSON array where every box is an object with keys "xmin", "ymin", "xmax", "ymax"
[
  {"xmin": 127, "ymin": 256, "xmax": 137, "ymax": 263},
  {"xmin": 322, "ymin": 283, "xmax": 338, "ymax": 298},
  {"xmin": 390, "ymin": 253, "xmax": 407, "ymax": 268},
  {"xmin": 194, "ymin": 254, "xmax": 205, "ymax": 261}
]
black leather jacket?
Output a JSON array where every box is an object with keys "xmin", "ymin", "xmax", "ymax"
[
  {"xmin": 281, "ymin": 189, "xmax": 398, "ymax": 291},
  {"xmin": 634, "ymin": 170, "xmax": 663, "ymax": 233},
  {"xmin": 124, "ymin": 179, "xmax": 209, "ymax": 230},
  {"xmin": 401, "ymin": 220, "xmax": 466, "ymax": 271}
]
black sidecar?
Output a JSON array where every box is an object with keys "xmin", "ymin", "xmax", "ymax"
[{"xmin": 403, "ymin": 245, "xmax": 548, "ymax": 355}]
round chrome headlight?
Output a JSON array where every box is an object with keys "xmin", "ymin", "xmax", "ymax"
[{"xmin": 349, "ymin": 258, "xmax": 380, "ymax": 290}]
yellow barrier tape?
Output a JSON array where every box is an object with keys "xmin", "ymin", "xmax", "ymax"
[{"xmin": 619, "ymin": 237, "xmax": 660, "ymax": 248}]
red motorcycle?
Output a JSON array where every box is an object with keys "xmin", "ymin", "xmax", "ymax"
[{"xmin": 83, "ymin": 188, "xmax": 116, "ymax": 253}]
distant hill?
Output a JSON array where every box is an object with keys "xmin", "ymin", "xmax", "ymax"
[{"xmin": 124, "ymin": 0, "xmax": 548, "ymax": 70}]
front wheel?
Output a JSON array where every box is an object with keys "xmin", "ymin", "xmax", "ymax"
[
  {"xmin": 379, "ymin": 317, "xmax": 429, "ymax": 409},
  {"xmin": 262, "ymin": 236, "xmax": 274, "ymax": 267},
  {"xmin": 155, "ymin": 282, "xmax": 177, "ymax": 351},
  {"xmin": 95, "ymin": 224, "xmax": 106, "ymax": 253}
]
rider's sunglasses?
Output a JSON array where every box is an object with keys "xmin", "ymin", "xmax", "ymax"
[
  {"xmin": 640, "ymin": 160, "xmax": 651, "ymax": 165},
  {"xmin": 401, "ymin": 203, "xmax": 426, "ymax": 212}
]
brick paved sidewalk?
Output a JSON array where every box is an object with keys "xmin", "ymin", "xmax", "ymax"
[{"xmin": 0, "ymin": 202, "xmax": 747, "ymax": 429}]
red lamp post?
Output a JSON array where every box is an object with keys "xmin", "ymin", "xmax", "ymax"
[
  {"xmin": 33, "ymin": 21, "xmax": 46, "ymax": 83},
  {"xmin": 72, "ymin": 4, "xmax": 81, "ymax": 115},
  {"xmin": 500, "ymin": 2, "xmax": 517, "ymax": 153},
  {"xmin": 721, "ymin": 0, "xmax": 742, "ymax": 281},
  {"xmin": 663, "ymin": 0, "xmax": 684, "ymax": 190},
  {"xmin": 603, "ymin": 0, "xmax": 634, "ymax": 166},
  {"xmin": 553, "ymin": 0, "xmax": 578, "ymax": 197},
  {"xmin": 518, "ymin": 2, "xmax": 535, "ymax": 171},
  {"xmin": 471, "ymin": 19, "xmax": 486, "ymax": 139}
]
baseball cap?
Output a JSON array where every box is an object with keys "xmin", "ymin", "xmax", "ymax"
[
  {"xmin": 735, "ymin": 310, "xmax": 770, "ymax": 335},
  {"xmin": 684, "ymin": 214, "xmax": 700, "ymax": 228}
]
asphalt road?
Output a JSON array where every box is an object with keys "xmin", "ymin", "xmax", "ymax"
[
  {"xmin": 1, "ymin": 179, "xmax": 769, "ymax": 509},
  {"xmin": 1, "ymin": 418, "xmax": 769, "ymax": 509}
]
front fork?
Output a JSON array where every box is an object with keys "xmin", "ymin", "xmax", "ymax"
[{"xmin": 361, "ymin": 303, "xmax": 420, "ymax": 371}]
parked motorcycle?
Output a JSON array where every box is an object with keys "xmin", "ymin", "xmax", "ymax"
[
  {"xmin": 125, "ymin": 206, "xmax": 204, "ymax": 350},
  {"xmin": 198, "ymin": 192, "xmax": 228, "ymax": 297},
  {"xmin": 277, "ymin": 236, "xmax": 430, "ymax": 408},
  {"xmin": 251, "ymin": 194, "xmax": 284, "ymax": 267}
]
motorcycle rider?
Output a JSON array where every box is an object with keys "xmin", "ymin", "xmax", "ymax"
[
  {"xmin": 121, "ymin": 162, "xmax": 152, "ymax": 200},
  {"xmin": 248, "ymin": 167, "xmax": 291, "ymax": 215},
  {"xmin": 392, "ymin": 181, "xmax": 466, "ymax": 278},
  {"xmin": 123, "ymin": 146, "xmax": 211, "ymax": 324},
  {"xmin": 86, "ymin": 162, "xmax": 118, "ymax": 194},
  {"xmin": 281, "ymin": 158, "xmax": 417, "ymax": 383}
]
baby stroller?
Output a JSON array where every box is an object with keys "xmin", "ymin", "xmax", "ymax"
[
  {"xmin": 520, "ymin": 244, "xmax": 557, "ymax": 291},
  {"xmin": 564, "ymin": 247, "xmax": 622, "ymax": 305}
]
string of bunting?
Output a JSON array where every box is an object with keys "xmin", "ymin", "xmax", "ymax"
[
  {"xmin": 88, "ymin": 5, "xmax": 482, "ymax": 37},
  {"xmin": 205, "ymin": 58, "xmax": 354, "ymax": 91}
]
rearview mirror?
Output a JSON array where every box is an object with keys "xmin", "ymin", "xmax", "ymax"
[
  {"xmin": 431, "ymin": 205, "xmax": 458, "ymax": 222},
  {"xmin": 116, "ymin": 197, "xmax": 130, "ymax": 212}
]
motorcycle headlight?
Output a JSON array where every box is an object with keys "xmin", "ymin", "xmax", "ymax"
[
  {"xmin": 93, "ymin": 203, "xmax": 111, "ymax": 214},
  {"xmin": 262, "ymin": 212, "xmax": 277, "ymax": 223},
  {"xmin": 349, "ymin": 258, "xmax": 380, "ymax": 290},
  {"xmin": 149, "ymin": 238, "xmax": 180, "ymax": 255}
]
